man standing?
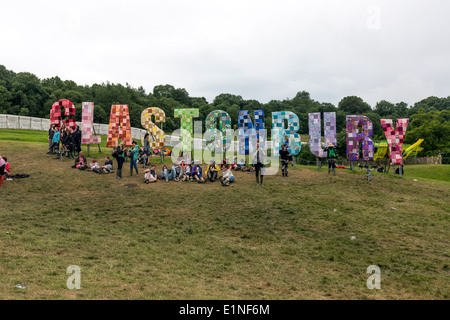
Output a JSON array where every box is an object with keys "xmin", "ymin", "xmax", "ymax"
[
  {"xmin": 47, "ymin": 123, "xmax": 56, "ymax": 154},
  {"xmin": 280, "ymin": 144, "xmax": 290, "ymax": 177}
]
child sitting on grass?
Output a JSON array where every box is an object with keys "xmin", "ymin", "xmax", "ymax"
[
  {"xmin": 90, "ymin": 159, "xmax": 102, "ymax": 173},
  {"xmin": 182, "ymin": 162, "xmax": 192, "ymax": 181},
  {"xmin": 102, "ymin": 157, "xmax": 113, "ymax": 174},
  {"xmin": 144, "ymin": 169, "xmax": 157, "ymax": 183},
  {"xmin": 220, "ymin": 164, "xmax": 235, "ymax": 186}
]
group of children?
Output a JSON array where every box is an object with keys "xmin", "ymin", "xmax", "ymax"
[
  {"xmin": 143, "ymin": 160, "xmax": 236, "ymax": 186},
  {"xmin": 71, "ymin": 151, "xmax": 114, "ymax": 174}
]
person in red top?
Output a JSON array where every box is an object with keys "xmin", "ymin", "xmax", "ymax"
[
  {"xmin": 2, "ymin": 157, "xmax": 10, "ymax": 178},
  {"xmin": 0, "ymin": 155, "xmax": 5, "ymax": 186}
]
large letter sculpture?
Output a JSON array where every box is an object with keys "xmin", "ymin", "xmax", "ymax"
[
  {"xmin": 81, "ymin": 102, "xmax": 101, "ymax": 145},
  {"xmin": 174, "ymin": 108, "xmax": 199, "ymax": 152},
  {"xmin": 106, "ymin": 104, "xmax": 132, "ymax": 147},
  {"xmin": 272, "ymin": 111, "xmax": 301, "ymax": 156},
  {"xmin": 346, "ymin": 115, "xmax": 374, "ymax": 161},
  {"xmin": 381, "ymin": 118, "xmax": 409, "ymax": 165},
  {"xmin": 50, "ymin": 99, "xmax": 76, "ymax": 129},
  {"xmin": 238, "ymin": 110, "xmax": 265, "ymax": 155},
  {"xmin": 141, "ymin": 107, "xmax": 166, "ymax": 149},
  {"xmin": 308, "ymin": 112, "xmax": 337, "ymax": 157},
  {"xmin": 205, "ymin": 110, "xmax": 232, "ymax": 154}
]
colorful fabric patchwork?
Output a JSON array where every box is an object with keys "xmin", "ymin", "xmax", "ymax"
[
  {"xmin": 238, "ymin": 110, "xmax": 265, "ymax": 155},
  {"xmin": 272, "ymin": 111, "xmax": 301, "ymax": 156},
  {"xmin": 50, "ymin": 99, "xmax": 76, "ymax": 129},
  {"xmin": 205, "ymin": 110, "xmax": 232, "ymax": 154},
  {"xmin": 174, "ymin": 108, "xmax": 199, "ymax": 152},
  {"xmin": 346, "ymin": 115, "xmax": 374, "ymax": 161},
  {"xmin": 141, "ymin": 107, "xmax": 166, "ymax": 149},
  {"xmin": 81, "ymin": 102, "xmax": 101, "ymax": 145},
  {"xmin": 308, "ymin": 112, "xmax": 337, "ymax": 157},
  {"xmin": 106, "ymin": 105, "xmax": 133, "ymax": 147},
  {"xmin": 381, "ymin": 118, "xmax": 409, "ymax": 165}
]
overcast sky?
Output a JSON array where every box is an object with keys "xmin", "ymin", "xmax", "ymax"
[{"xmin": 1, "ymin": 0, "xmax": 449, "ymax": 107}]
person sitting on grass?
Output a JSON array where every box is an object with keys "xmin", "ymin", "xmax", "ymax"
[
  {"xmin": 158, "ymin": 164, "xmax": 173, "ymax": 182},
  {"xmin": 172, "ymin": 162, "xmax": 183, "ymax": 181},
  {"xmin": 206, "ymin": 160, "xmax": 221, "ymax": 182},
  {"xmin": 377, "ymin": 164, "xmax": 384, "ymax": 173},
  {"xmin": 72, "ymin": 151, "xmax": 87, "ymax": 170},
  {"xmin": 149, "ymin": 164, "xmax": 157, "ymax": 178},
  {"xmin": 182, "ymin": 161, "xmax": 192, "ymax": 181},
  {"xmin": 101, "ymin": 157, "xmax": 113, "ymax": 174},
  {"xmin": 192, "ymin": 162, "xmax": 205, "ymax": 183},
  {"xmin": 2, "ymin": 157, "xmax": 10, "ymax": 179},
  {"xmin": 90, "ymin": 159, "xmax": 102, "ymax": 173},
  {"xmin": 220, "ymin": 164, "xmax": 235, "ymax": 186},
  {"xmin": 144, "ymin": 169, "xmax": 157, "ymax": 184},
  {"xmin": 0, "ymin": 155, "xmax": 5, "ymax": 187}
]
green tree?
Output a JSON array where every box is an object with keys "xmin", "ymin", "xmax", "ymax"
[
  {"xmin": 338, "ymin": 96, "xmax": 371, "ymax": 115},
  {"xmin": 405, "ymin": 110, "xmax": 450, "ymax": 154}
]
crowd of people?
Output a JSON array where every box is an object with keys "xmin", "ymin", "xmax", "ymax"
[
  {"xmin": 47, "ymin": 123, "xmax": 82, "ymax": 159},
  {"xmin": 42, "ymin": 123, "xmax": 343, "ymax": 188}
]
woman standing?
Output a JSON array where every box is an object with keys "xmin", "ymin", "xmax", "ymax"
[
  {"xmin": 252, "ymin": 141, "xmax": 265, "ymax": 185},
  {"xmin": 129, "ymin": 140, "xmax": 140, "ymax": 176},
  {"xmin": 143, "ymin": 133, "xmax": 151, "ymax": 168},
  {"xmin": 116, "ymin": 141, "xmax": 127, "ymax": 179}
]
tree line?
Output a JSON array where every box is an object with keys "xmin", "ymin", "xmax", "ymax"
[{"xmin": 0, "ymin": 64, "xmax": 448, "ymax": 156}]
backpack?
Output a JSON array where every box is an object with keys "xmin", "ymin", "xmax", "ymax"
[{"xmin": 111, "ymin": 147, "xmax": 119, "ymax": 159}]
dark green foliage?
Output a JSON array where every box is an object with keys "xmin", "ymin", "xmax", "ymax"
[{"xmin": 0, "ymin": 65, "xmax": 448, "ymax": 153}]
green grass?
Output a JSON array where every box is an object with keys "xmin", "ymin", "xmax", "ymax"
[{"xmin": 0, "ymin": 130, "xmax": 449, "ymax": 300}]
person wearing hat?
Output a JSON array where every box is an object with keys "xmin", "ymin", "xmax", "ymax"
[
  {"xmin": 324, "ymin": 142, "xmax": 337, "ymax": 175},
  {"xmin": 206, "ymin": 160, "xmax": 221, "ymax": 182}
]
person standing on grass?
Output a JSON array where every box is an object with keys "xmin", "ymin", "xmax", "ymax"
[
  {"xmin": 51, "ymin": 127, "xmax": 61, "ymax": 154},
  {"xmin": 143, "ymin": 133, "xmax": 151, "ymax": 168},
  {"xmin": 129, "ymin": 140, "xmax": 140, "ymax": 176},
  {"xmin": 280, "ymin": 143, "xmax": 290, "ymax": 178},
  {"xmin": 324, "ymin": 142, "xmax": 337, "ymax": 175},
  {"xmin": 47, "ymin": 123, "xmax": 56, "ymax": 154},
  {"xmin": 284, "ymin": 135, "xmax": 296, "ymax": 168},
  {"xmin": 73, "ymin": 126, "xmax": 82, "ymax": 155},
  {"xmin": 115, "ymin": 141, "xmax": 127, "ymax": 179},
  {"xmin": 252, "ymin": 141, "xmax": 265, "ymax": 185}
]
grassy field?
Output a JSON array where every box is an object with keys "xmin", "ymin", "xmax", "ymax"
[{"xmin": 0, "ymin": 130, "xmax": 449, "ymax": 300}]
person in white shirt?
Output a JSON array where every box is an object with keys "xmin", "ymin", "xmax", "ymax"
[
  {"xmin": 220, "ymin": 164, "xmax": 235, "ymax": 186},
  {"xmin": 144, "ymin": 169, "xmax": 157, "ymax": 183}
]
